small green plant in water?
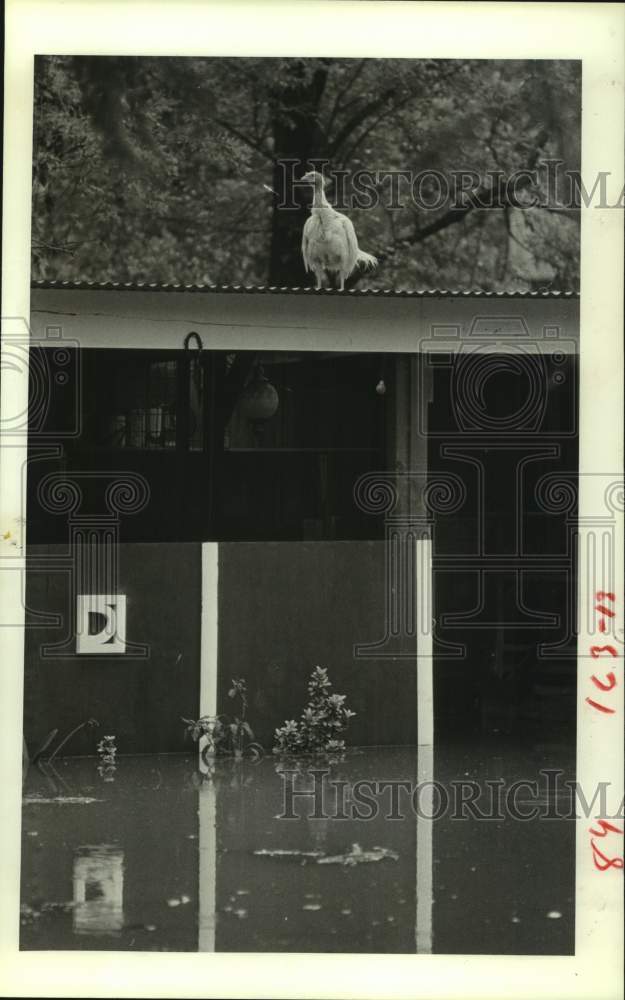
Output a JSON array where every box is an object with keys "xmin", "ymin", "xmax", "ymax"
[
  {"xmin": 182, "ymin": 677, "xmax": 262, "ymax": 762},
  {"xmin": 273, "ymin": 666, "xmax": 356, "ymax": 756},
  {"xmin": 226, "ymin": 677, "xmax": 257, "ymax": 759},
  {"xmin": 182, "ymin": 715, "xmax": 226, "ymax": 754}
]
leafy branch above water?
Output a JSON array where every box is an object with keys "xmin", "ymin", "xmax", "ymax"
[{"xmin": 273, "ymin": 666, "xmax": 356, "ymax": 757}]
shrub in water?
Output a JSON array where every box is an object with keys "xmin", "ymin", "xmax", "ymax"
[
  {"xmin": 273, "ymin": 666, "xmax": 356, "ymax": 755},
  {"xmin": 182, "ymin": 677, "xmax": 263, "ymax": 761}
]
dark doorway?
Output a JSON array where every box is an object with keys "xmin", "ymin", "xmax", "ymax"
[{"xmin": 429, "ymin": 353, "xmax": 578, "ymax": 742}]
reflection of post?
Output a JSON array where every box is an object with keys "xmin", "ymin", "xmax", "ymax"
[
  {"xmin": 198, "ymin": 541, "xmax": 219, "ymax": 951},
  {"xmin": 415, "ymin": 744, "xmax": 433, "ymax": 954},
  {"xmin": 198, "ymin": 782, "xmax": 217, "ymax": 951}
]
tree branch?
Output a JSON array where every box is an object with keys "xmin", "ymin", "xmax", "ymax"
[
  {"xmin": 400, "ymin": 154, "xmax": 550, "ymax": 247},
  {"xmin": 338, "ymin": 92, "xmax": 421, "ymax": 167},
  {"xmin": 325, "ymin": 59, "xmax": 367, "ymax": 135},
  {"xmin": 211, "ymin": 118, "xmax": 273, "ymax": 160},
  {"xmin": 328, "ymin": 87, "xmax": 398, "ymax": 158}
]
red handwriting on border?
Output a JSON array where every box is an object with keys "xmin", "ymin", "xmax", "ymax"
[
  {"xmin": 586, "ymin": 593, "xmax": 623, "ymax": 871},
  {"xmin": 588, "ymin": 820, "xmax": 624, "ymax": 871},
  {"xmin": 585, "ymin": 594, "xmax": 619, "ymax": 715}
]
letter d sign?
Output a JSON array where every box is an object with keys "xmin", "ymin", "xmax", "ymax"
[{"xmin": 76, "ymin": 595, "xmax": 127, "ymax": 655}]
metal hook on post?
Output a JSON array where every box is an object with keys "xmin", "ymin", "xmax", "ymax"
[
  {"xmin": 183, "ymin": 331, "xmax": 204, "ymax": 355},
  {"xmin": 184, "ymin": 331, "xmax": 204, "ymax": 395}
]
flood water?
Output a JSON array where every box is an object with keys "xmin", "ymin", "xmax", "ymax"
[{"xmin": 20, "ymin": 744, "xmax": 575, "ymax": 954}]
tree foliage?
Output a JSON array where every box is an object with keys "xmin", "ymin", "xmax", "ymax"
[{"xmin": 32, "ymin": 55, "xmax": 580, "ymax": 290}]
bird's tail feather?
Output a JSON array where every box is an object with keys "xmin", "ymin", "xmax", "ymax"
[{"xmin": 356, "ymin": 250, "xmax": 378, "ymax": 270}]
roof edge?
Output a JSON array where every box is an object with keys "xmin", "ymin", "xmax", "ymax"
[{"xmin": 30, "ymin": 279, "xmax": 580, "ymax": 300}]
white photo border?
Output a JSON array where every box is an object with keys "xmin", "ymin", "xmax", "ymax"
[{"xmin": 1, "ymin": 2, "xmax": 623, "ymax": 998}]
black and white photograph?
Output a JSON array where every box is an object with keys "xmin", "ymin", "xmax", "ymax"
[{"xmin": 0, "ymin": 2, "xmax": 623, "ymax": 998}]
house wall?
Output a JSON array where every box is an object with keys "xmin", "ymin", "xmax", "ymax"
[
  {"xmin": 24, "ymin": 544, "xmax": 202, "ymax": 756},
  {"xmin": 217, "ymin": 541, "xmax": 418, "ymax": 748},
  {"xmin": 22, "ymin": 290, "xmax": 580, "ymax": 753},
  {"xmin": 23, "ymin": 539, "xmax": 418, "ymax": 755}
]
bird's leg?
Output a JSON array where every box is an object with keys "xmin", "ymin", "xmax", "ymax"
[
  {"xmin": 314, "ymin": 269, "xmax": 324, "ymax": 290},
  {"xmin": 338, "ymin": 276, "xmax": 345, "ymax": 292}
]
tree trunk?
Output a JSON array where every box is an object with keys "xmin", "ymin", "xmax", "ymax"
[{"xmin": 268, "ymin": 63, "xmax": 329, "ymax": 287}]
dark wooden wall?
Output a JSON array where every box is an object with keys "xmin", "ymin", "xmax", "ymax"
[
  {"xmin": 217, "ymin": 541, "xmax": 418, "ymax": 748},
  {"xmin": 23, "ymin": 544, "xmax": 202, "ymax": 756}
]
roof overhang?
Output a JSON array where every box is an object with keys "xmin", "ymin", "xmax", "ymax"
[{"xmin": 28, "ymin": 283, "xmax": 580, "ymax": 354}]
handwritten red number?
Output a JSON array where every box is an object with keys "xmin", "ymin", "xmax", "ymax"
[
  {"xmin": 589, "ymin": 819, "xmax": 623, "ymax": 838},
  {"xmin": 590, "ymin": 645, "xmax": 618, "ymax": 658},
  {"xmin": 595, "ymin": 605, "xmax": 615, "ymax": 619},
  {"xmin": 585, "ymin": 697, "xmax": 616, "ymax": 714},
  {"xmin": 590, "ymin": 840, "xmax": 624, "ymax": 871},
  {"xmin": 587, "ymin": 595, "xmax": 620, "ymax": 868},
  {"xmin": 591, "ymin": 672, "xmax": 617, "ymax": 692}
]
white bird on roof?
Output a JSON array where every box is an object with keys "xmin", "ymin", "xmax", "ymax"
[{"xmin": 300, "ymin": 170, "xmax": 378, "ymax": 291}]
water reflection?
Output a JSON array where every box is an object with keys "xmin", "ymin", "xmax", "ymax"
[
  {"xmin": 198, "ymin": 780, "xmax": 216, "ymax": 952},
  {"xmin": 20, "ymin": 746, "xmax": 575, "ymax": 954},
  {"xmin": 73, "ymin": 846, "xmax": 124, "ymax": 936}
]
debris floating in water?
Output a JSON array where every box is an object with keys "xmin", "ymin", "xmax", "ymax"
[
  {"xmin": 317, "ymin": 844, "xmax": 399, "ymax": 866},
  {"xmin": 253, "ymin": 848, "xmax": 324, "ymax": 860},
  {"xmin": 546, "ymin": 910, "xmax": 562, "ymax": 919},
  {"xmin": 166, "ymin": 895, "xmax": 191, "ymax": 907},
  {"xmin": 23, "ymin": 796, "xmax": 103, "ymax": 805},
  {"xmin": 302, "ymin": 904, "xmax": 322, "ymax": 911},
  {"xmin": 254, "ymin": 843, "xmax": 399, "ymax": 866},
  {"xmin": 21, "ymin": 900, "xmax": 78, "ymax": 921}
]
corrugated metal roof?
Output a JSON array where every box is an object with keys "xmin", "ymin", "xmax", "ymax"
[{"xmin": 31, "ymin": 279, "xmax": 579, "ymax": 300}]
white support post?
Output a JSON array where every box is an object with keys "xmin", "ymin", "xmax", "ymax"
[
  {"xmin": 200, "ymin": 544, "xmax": 219, "ymax": 718},
  {"xmin": 416, "ymin": 535, "xmax": 434, "ymax": 747},
  {"xmin": 415, "ymin": 535, "xmax": 434, "ymax": 953}
]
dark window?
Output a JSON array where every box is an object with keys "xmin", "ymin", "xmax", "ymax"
[{"xmin": 27, "ymin": 348, "xmax": 390, "ymax": 543}]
